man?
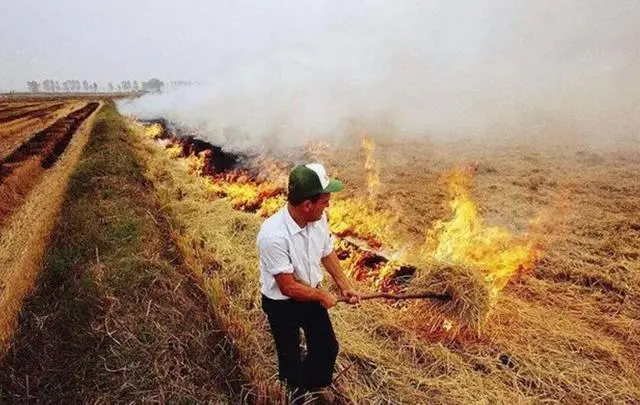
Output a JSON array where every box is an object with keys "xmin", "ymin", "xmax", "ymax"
[{"xmin": 257, "ymin": 163, "xmax": 360, "ymax": 404}]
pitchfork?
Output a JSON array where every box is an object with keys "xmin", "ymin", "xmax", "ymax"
[{"xmin": 338, "ymin": 291, "xmax": 452, "ymax": 303}]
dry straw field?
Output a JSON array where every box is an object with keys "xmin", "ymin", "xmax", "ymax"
[
  {"xmin": 0, "ymin": 98, "xmax": 101, "ymax": 347},
  {"xmin": 128, "ymin": 118, "xmax": 640, "ymax": 404}
]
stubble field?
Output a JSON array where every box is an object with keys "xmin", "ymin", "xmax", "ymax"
[{"xmin": 130, "ymin": 118, "xmax": 640, "ymax": 404}]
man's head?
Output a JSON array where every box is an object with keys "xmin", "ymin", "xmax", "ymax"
[{"xmin": 288, "ymin": 163, "xmax": 344, "ymax": 222}]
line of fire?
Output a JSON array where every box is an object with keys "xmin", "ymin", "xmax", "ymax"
[{"xmin": 136, "ymin": 118, "xmax": 544, "ymax": 339}]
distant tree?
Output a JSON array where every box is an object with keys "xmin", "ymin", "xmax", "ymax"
[
  {"xmin": 117, "ymin": 84, "xmax": 122, "ymax": 92},
  {"xmin": 108, "ymin": 82, "xmax": 114, "ymax": 92},
  {"xmin": 92, "ymin": 82, "xmax": 98, "ymax": 92},
  {"xmin": 62, "ymin": 81, "xmax": 70, "ymax": 92},
  {"xmin": 54, "ymin": 81, "xmax": 61, "ymax": 92},
  {"xmin": 26, "ymin": 81, "xmax": 40, "ymax": 92},
  {"xmin": 132, "ymin": 80, "xmax": 139, "ymax": 91},
  {"xmin": 42, "ymin": 79, "xmax": 51, "ymax": 92},
  {"xmin": 141, "ymin": 78, "xmax": 164, "ymax": 93},
  {"xmin": 82, "ymin": 80, "xmax": 89, "ymax": 92}
]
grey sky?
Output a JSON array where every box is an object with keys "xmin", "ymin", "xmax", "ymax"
[
  {"xmin": 3, "ymin": 1, "xmax": 640, "ymax": 148},
  {"xmin": 1, "ymin": 0, "xmax": 366, "ymax": 89}
]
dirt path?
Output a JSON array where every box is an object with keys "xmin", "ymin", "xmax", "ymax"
[{"xmin": 0, "ymin": 103, "xmax": 244, "ymax": 403}]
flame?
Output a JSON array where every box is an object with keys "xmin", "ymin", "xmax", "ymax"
[
  {"xmin": 166, "ymin": 144, "xmax": 185, "ymax": 159},
  {"xmin": 335, "ymin": 240, "xmax": 409, "ymax": 293},
  {"xmin": 204, "ymin": 170, "xmax": 285, "ymax": 212},
  {"xmin": 184, "ymin": 150, "xmax": 207, "ymax": 174},
  {"xmin": 327, "ymin": 197, "xmax": 398, "ymax": 250},
  {"xmin": 421, "ymin": 168, "xmax": 542, "ymax": 299},
  {"xmin": 139, "ymin": 120, "xmax": 540, "ymax": 311},
  {"xmin": 258, "ymin": 195, "xmax": 287, "ymax": 217},
  {"xmin": 143, "ymin": 123, "xmax": 164, "ymax": 139},
  {"xmin": 325, "ymin": 135, "xmax": 399, "ymax": 250},
  {"xmin": 362, "ymin": 134, "xmax": 380, "ymax": 204}
]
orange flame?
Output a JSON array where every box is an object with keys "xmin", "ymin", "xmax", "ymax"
[
  {"xmin": 140, "ymin": 121, "xmax": 540, "ymax": 307},
  {"xmin": 143, "ymin": 123, "xmax": 163, "ymax": 139},
  {"xmin": 362, "ymin": 134, "xmax": 380, "ymax": 204},
  {"xmin": 204, "ymin": 170, "xmax": 285, "ymax": 212},
  {"xmin": 421, "ymin": 168, "xmax": 542, "ymax": 299},
  {"xmin": 327, "ymin": 197, "xmax": 398, "ymax": 250},
  {"xmin": 335, "ymin": 240, "xmax": 408, "ymax": 293}
]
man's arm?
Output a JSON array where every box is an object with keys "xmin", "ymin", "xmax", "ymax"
[
  {"xmin": 274, "ymin": 273, "xmax": 337, "ymax": 309},
  {"xmin": 321, "ymin": 251, "xmax": 360, "ymax": 303}
]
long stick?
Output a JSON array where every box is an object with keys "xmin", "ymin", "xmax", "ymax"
[{"xmin": 339, "ymin": 291, "xmax": 451, "ymax": 302}]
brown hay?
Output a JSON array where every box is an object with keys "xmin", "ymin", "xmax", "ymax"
[
  {"xmin": 0, "ymin": 103, "xmax": 244, "ymax": 402},
  {"xmin": 407, "ymin": 262, "xmax": 492, "ymax": 330},
  {"xmin": 0, "ymin": 102, "xmax": 102, "ymax": 349},
  {"xmin": 0, "ymin": 101, "xmax": 86, "ymax": 160},
  {"xmin": 127, "ymin": 119, "xmax": 640, "ymax": 404},
  {"xmin": 0, "ymin": 157, "xmax": 43, "ymax": 219}
]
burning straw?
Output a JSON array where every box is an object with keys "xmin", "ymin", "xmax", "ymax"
[
  {"xmin": 129, "ymin": 118, "xmax": 640, "ymax": 404},
  {"xmin": 407, "ymin": 261, "xmax": 492, "ymax": 331}
]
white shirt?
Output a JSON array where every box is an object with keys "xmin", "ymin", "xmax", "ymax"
[{"xmin": 257, "ymin": 206, "xmax": 335, "ymax": 300}]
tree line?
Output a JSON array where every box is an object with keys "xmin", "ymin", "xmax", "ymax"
[{"xmin": 25, "ymin": 78, "xmax": 167, "ymax": 93}]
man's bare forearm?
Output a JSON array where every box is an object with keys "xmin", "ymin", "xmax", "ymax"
[
  {"xmin": 274, "ymin": 272, "xmax": 330, "ymax": 303},
  {"xmin": 281, "ymin": 280, "xmax": 325, "ymax": 301}
]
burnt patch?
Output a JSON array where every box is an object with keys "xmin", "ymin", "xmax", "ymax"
[{"xmin": 140, "ymin": 119, "xmax": 244, "ymax": 174}]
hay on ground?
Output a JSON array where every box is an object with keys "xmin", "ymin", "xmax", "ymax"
[{"xmin": 407, "ymin": 261, "xmax": 492, "ymax": 330}]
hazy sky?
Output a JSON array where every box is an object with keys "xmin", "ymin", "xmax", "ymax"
[
  {"xmin": 3, "ymin": 1, "xmax": 639, "ymax": 148},
  {"xmin": 2, "ymin": 0, "xmax": 395, "ymax": 89}
]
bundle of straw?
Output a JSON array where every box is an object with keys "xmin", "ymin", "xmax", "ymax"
[{"xmin": 407, "ymin": 261, "xmax": 492, "ymax": 330}]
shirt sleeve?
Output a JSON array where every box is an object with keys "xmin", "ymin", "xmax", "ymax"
[
  {"xmin": 258, "ymin": 235, "xmax": 295, "ymax": 275},
  {"xmin": 321, "ymin": 215, "xmax": 335, "ymax": 258}
]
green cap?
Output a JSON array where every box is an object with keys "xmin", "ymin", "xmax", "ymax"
[{"xmin": 288, "ymin": 163, "xmax": 344, "ymax": 201}]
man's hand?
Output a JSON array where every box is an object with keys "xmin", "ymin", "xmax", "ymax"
[
  {"xmin": 340, "ymin": 289, "xmax": 361, "ymax": 305},
  {"xmin": 319, "ymin": 290, "xmax": 338, "ymax": 309},
  {"xmin": 322, "ymin": 252, "xmax": 361, "ymax": 305}
]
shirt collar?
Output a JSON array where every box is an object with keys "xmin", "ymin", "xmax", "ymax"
[{"xmin": 283, "ymin": 206, "xmax": 305, "ymax": 236}]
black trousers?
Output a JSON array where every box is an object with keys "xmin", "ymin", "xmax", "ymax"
[{"xmin": 262, "ymin": 295, "xmax": 339, "ymax": 392}]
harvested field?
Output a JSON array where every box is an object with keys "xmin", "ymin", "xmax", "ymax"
[
  {"xmin": 0, "ymin": 102, "xmax": 100, "ymax": 220},
  {"xmin": 0, "ymin": 102, "xmax": 45, "ymax": 114},
  {"xmin": 0, "ymin": 101, "xmax": 88, "ymax": 161},
  {"xmin": 0, "ymin": 100, "xmax": 101, "ymax": 348},
  {"xmin": 127, "ymin": 118, "xmax": 640, "ymax": 404},
  {"xmin": 0, "ymin": 102, "xmax": 64, "ymax": 124},
  {"xmin": 0, "ymin": 104, "xmax": 244, "ymax": 403}
]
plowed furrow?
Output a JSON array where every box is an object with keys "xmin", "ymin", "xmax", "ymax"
[
  {"xmin": 0, "ymin": 103, "xmax": 65, "ymax": 124},
  {"xmin": 0, "ymin": 102, "xmax": 100, "ymax": 221}
]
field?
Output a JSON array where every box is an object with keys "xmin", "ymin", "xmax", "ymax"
[
  {"xmin": 126, "ymin": 118, "xmax": 640, "ymax": 404},
  {"xmin": 0, "ymin": 100, "xmax": 87, "ymax": 160},
  {"xmin": 0, "ymin": 99, "xmax": 638, "ymax": 403},
  {"xmin": 0, "ymin": 97, "xmax": 101, "ymax": 347}
]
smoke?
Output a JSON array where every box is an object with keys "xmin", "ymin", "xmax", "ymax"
[{"xmin": 119, "ymin": 0, "xmax": 640, "ymax": 152}]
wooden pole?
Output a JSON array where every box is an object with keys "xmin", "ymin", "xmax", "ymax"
[{"xmin": 339, "ymin": 291, "xmax": 451, "ymax": 303}]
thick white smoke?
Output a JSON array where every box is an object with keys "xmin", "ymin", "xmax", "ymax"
[{"xmin": 119, "ymin": 0, "xmax": 640, "ymax": 152}]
